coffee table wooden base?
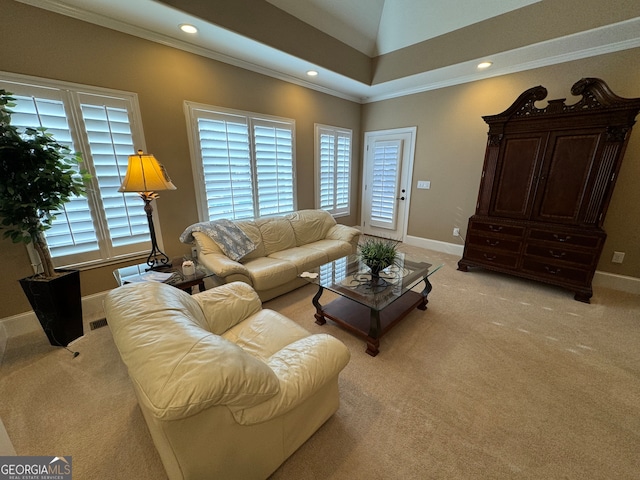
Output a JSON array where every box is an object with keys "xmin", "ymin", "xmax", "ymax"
[{"xmin": 313, "ymin": 289, "xmax": 427, "ymax": 356}]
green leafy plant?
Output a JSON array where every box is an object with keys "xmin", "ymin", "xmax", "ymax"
[
  {"xmin": 0, "ymin": 89, "xmax": 89, "ymax": 278},
  {"xmin": 358, "ymin": 237, "xmax": 399, "ymax": 275}
]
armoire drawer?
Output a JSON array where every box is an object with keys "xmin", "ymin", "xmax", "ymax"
[
  {"xmin": 524, "ymin": 244, "xmax": 597, "ymax": 266},
  {"xmin": 521, "ymin": 258, "xmax": 590, "ymax": 285},
  {"xmin": 527, "ymin": 229, "xmax": 603, "ymax": 249},
  {"xmin": 469, "ymin": 221, "xmax": 525, "ymax": 237},
  {"xmin": 464, "ymin": 246, "xmax": 519, "ymax": 269},
  {"xmin": 467, "ymin": 233, "xmax": 521, "ymax": 253}
]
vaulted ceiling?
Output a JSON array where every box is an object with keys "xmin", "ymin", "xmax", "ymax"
[{"xmin": 17, "ymin": 0, "xmax": 640, "ymax": 102}]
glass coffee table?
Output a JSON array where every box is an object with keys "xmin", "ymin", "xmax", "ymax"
[{"xmin": 302, "ymin": 253, "xmax": 441, "ymax": 356}]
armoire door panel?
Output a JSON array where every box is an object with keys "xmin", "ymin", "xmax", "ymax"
[
  {"xmin": 533, "ymin": 132, "xmax": 600, "ymax": 224},
  {"xmin": 490, "ymin": 135, "xmax": 545, "ymax": 219}
]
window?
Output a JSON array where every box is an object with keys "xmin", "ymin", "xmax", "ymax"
[
  {"xmin": 315, "ymin": 124, "xmax": 352, "ymax": 217},
  {"xmin": 0, "ymin": 73, "xmax": 151, "ymax": 268},
  {"xmin": 185, "ymin": 102, "xmax": 296, "ymax": 221}
]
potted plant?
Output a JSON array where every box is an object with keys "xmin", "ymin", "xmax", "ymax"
[
  {"xmin": 0, "ymin": 89, "xmax": 89, "ymax": 346},
  {"xmin": 358, "ymin": 237, "xmax": 399, "ymax": 283}
]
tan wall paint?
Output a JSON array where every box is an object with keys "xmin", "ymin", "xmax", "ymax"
[
  {"xmin": 362, "ymin": 48, "xmax": 640, "ymax": 279},
  {"xmin": 0, "ymin": 1, "xmax": 361, "ymax": 318}
]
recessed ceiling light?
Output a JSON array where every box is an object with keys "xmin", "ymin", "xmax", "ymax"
[
  {"xmin": 477, "ymin": 61, "xmax": 493, "ymax": 70},
  {"xmin": 306, "ymin": 70, "xmax": 319, "ymax": 77},
  {"xmin": 179, "ymin": 24, "xmax": 198, "ymax": 34}
]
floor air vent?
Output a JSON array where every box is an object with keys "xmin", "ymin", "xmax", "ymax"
[{"xmin": 89, "ymin": 318, "xmax": 108, "ymax": 330}]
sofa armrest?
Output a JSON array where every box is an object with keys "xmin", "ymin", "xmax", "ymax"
[
  {"xmin": 326, "ymin": 224, "xmax": 361, "ymax": 249},
  {"xmin": 199, "ymin": 252, "xmax": 250, "ymax": 279},
  {"xmin": 229, "ymin": 334, "xmax": 351, "ymax": 425},
  {"xmin": 193, "ymin": 282, "xmax": 263, "ymax": 335}
]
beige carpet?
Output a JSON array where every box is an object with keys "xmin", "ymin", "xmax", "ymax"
[{"xmin": 1, "ymin": 247, "xmax": 639, "ymax": 479}]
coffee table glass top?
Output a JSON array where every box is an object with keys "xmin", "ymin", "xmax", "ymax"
[{"xmin": 303, "ymin": 254, "xmax": 441, "ymax": 311}]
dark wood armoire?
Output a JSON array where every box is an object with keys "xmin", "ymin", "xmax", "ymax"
[{"xmin": 457, "ymin": 78, "xmax": 640, "ymax": 302}]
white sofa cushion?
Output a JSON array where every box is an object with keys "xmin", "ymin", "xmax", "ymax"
[
  {"xmin": 257, "ymin": 217, "xmax": 297, "ymax": 255},
  {"xmin": 194, "ymin": 280, "xmax": 262, "ymax": 335},
  {"xmin": 222, "ymin": 308, "xmax": 311, "ymax": 361},
  {"xmin": 269, "ymin": 246, "xmax": 329, "ymax": 274},
  {"xmin": 286, "ymin": 209, "xmax": 334, "ymax": 246},
  {"xmin": 235, "ymin": 220, "xmax": 266, "ymax": 260},
  {"xmin": 303, "ymin": 239, "xmax": 354, "ymax": 259},
  {"xmin": 241, "ymin": 256, "xmax": 299, "ymax": 290}
]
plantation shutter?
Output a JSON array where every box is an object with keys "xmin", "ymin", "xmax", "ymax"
[
  {"xmin": 370, "ymin": 140, "xmax": 401, "ymax": 229},
  {"xmin": 187, "ymin": 103, "xmax": 296, "ymax": 221},
  {"xmin": 196, "ymin": 114, "xmax": 254, "ymax": 220},
  {"xmin": 78, "ymin": 94, "xmax": 150, "ymax": 254},
  {"xmin": 316, "ymin": 125, "xmax": 351, "ymax": 216},
  {"xmin": 9, "ymin": 94, "xmax": 100, "ymax": 260},
  {"xmin": 253, "ymin": 120, "xmax": 294, "ymax": 217}
]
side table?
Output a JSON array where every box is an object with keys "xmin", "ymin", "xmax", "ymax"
[{"xmin": 113, "ymin": 257, "xmax": 213, "ymax": 294}]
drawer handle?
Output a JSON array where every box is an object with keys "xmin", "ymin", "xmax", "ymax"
[
  {"xmin": 488, "ymin": 225, "xmax": 503, "ymax": 232},
  {"xmin": 549, "ymin": 250, "xmax": 566, "ymax": 259},
  {"xmin": 486, "ymin": 239, "xmax": 500, "ymax": 247},
  {"xmin": 553, "ymin": 234, "xmax": 571, "ymax": 242},
  {"xmin": 483, "ymin": 254, "xmax": 497, "ymax": 261},
  {"xmin": 545, "ymin": 266, "xmax": 561, "ymax": 275}
]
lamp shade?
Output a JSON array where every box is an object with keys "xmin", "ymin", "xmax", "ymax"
[{"xmin": 119, "ymin": 150, "xmax": 176, "ymax": 193}]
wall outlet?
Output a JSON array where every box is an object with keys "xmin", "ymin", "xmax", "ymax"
[
  {"xmin": 453, "ymin": 227, "xmax": 460, "ymax": 237},
  {"xmin": 612, "ymin": 251, "xmax": 625, "ymax": 264},
  {"xmin": 191, "ymin": 246, "xmax": 199, "ymax": 259}
]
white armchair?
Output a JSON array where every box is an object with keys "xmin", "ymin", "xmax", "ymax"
[{"xmin": 104, "ymin": 281, "xmax": 350, "ymax": 480}]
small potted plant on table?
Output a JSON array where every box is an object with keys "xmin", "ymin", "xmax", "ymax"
[{"xmin": 358, "ymin": 237, "xmax": 399, "ymax": 285}]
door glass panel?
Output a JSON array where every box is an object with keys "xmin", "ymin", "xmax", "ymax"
[{"xmin": 370, "ymin": 140, "xmax": 402, "ymax": 230}]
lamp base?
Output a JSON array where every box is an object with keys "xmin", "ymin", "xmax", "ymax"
[
  {"xmin": 146, "ymin": 259, "xmax": 172, "ymax": 271},
  {"xmin": 139, "ymin": 193, "xmax": 171, "ymax": 271}
]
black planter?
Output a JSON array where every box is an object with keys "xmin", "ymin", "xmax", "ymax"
[{"xmin": 19, "ymin": 269, "xmax": 84, "ymax": 347}]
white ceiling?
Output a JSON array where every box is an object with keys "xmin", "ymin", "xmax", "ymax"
[
  {"xmin": 16, "ymin": 0, "xmax": 640, "ymax": 103},
  {"xmin": 267, "ymin": 0, "xmax": 540, "ymax": 56}
]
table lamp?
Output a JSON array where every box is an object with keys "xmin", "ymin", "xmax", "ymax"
[{"xmin": 119, "ymin": 149, "xmax": 176, "ymax": 269}]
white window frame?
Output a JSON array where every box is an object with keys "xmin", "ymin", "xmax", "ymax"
[
  {"xmin": 0, "ymin": 71, "xmax": 157, "ymax": 270},
  {"xmin": 184, "ymin": 101, "xmax": 297, "ymax": 221},
  {"xmin": 314, "ymin": 123, "xmax": 353, "ymax": 217}
]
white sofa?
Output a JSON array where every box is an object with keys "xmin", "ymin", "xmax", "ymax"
[
  {"xmin": 104, "ymin": 281, "xmax": 351, "ymax": 480},
  {"xmin": 185, "ymin": 209, "xmax": 361, "ymax": 301}
]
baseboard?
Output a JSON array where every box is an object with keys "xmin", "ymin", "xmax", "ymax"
[
  {"xmin": 1, "ymin": 290, "xmax": 109, "ymax": 339},
  {"xmin": 592, "ymin": 271, "xmax": 640, "ymax": 295},
  {"xmin": 405, "ymin": 235, "xmax": 465, "ymax": 257},
  {"xmin": 404, "ymin": 234, "xmax": 640, "ymax": 295}
]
